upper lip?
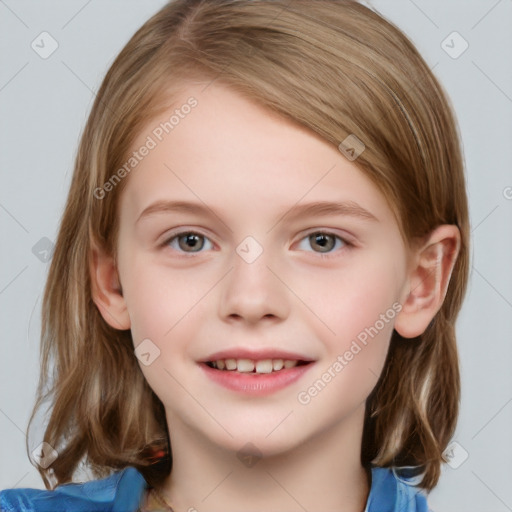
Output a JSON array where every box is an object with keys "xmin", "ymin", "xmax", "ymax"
[{"xmin": 199, "ymin": 348, "xmax": 315, "ymax": 363}]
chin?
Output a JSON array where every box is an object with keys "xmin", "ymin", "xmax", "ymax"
[{"xmin": 206, "ymin": 416, "xmax": 309, "ymax": 459}]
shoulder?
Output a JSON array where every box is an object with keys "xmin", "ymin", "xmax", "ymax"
[
  {"xmin": 366, "ymin": 466, "xmax": 430, "ymax": 512},
  {"xmin": 0, "ymin": 467, "xmax": 147, "ymax": 512}
]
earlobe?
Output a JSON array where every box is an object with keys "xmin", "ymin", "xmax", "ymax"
[
  {"xmin": 89, "ymin": 239, "xmax": 131, "ymax": 331},
  {"xmin": 394, "ymin": 225, "xmax": 460, "ymax": 339}
]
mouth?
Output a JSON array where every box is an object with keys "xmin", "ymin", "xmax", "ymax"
[
  {"xmin": 199, "ymin": 351, "xmax": 315, "ymax": 395},
  {"xmin": 203, "ymin": 358, "xmax": 312, "ymax": 374}
]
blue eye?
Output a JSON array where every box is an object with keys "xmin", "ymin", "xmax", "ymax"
[
  {"xmin": 165, "ymin": 231, "xmax": 214, "ymax": 253},
  {"xmin": 297, "ymin": 232, "xmax": 347, "ymax": 255}
]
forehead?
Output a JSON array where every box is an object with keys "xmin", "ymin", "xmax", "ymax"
[{"xmin": 119, "ymin": 81, "xmax": 398, "ymax": 230}]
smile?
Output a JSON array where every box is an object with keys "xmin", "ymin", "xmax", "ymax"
[
  {"xmin": 200, "ymin": 358, "xmax": 315, "ymax": 395},
  {"xmin": 205, "ymin": 358, "xmax": 309, "ymax": 374}
]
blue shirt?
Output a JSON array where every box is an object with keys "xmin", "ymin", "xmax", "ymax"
[{"xmin": 0, "ymin": 465, "xmax": 429, "ymax": 511}]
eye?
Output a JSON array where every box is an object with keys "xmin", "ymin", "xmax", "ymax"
[
  {"xmin": 296, "ymin": 231, "xmax": 349, "ymax": 256},
  {"xmin": 164, "ymin": 231, "xmax": 214, "ymax": 253}
]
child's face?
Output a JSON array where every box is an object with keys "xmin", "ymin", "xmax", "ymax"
[{"xmin": 114, "ymin": 82, "xmax": 411, "ymax": 456}]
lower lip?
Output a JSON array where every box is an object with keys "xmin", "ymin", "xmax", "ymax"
[{"xmin": 200, "ymin": 363, "xmax": 314, "ymax": 396}]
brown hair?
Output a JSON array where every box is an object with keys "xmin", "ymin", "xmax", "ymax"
[{"xmin": 28, "ymin": 0, "xmax": 469, "ymax": 492}]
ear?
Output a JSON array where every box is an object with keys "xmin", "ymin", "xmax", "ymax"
[
  {"xmin": 394, "ymin": 225, "xmax": 460, "ymax": 339},
  {"xmin": 90, "ymin": 239, "xmax": 131, "ymax": 330}
]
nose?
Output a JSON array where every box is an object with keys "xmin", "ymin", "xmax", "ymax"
[{"xmin": 218, "ymin": 245, "xmax": 290, "ymax": 325}]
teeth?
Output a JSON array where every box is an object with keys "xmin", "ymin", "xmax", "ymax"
[
  {"xmin": 255, "ymin": 360, "xmax": 273, "ymax": 374},
  {"xmin": 237, "ymin": 359, "xmax": 255, "ymax": 372},
  {"xmin": 225, "ymin": 358, "xmax": 237, "ymax": 370},
  {"xmin": 208, "ymin": 358, "xmax": 300, "ymax": 373},
  {"xmin": 272, "ymin": 359, "xmax": 284, "ymax": 371}
]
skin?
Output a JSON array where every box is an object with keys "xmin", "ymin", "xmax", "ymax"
[{"xmin": 91, "ymin": 81, "xmax": 460, "ymax": 512}]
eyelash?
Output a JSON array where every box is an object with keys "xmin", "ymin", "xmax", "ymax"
[{"xmin": 160, "ymin": 229, "xmax": 353, "ymax": 259}]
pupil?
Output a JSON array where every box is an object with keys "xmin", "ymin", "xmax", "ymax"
[
  {"xmin": 180, "ymin": 233, "xmax": 203, "ymax": 251},
  {"xmin": 311, "ymin": 233, "xmax": 333, "ymax": 252}
]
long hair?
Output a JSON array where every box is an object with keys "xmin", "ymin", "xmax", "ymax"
[{"xmin": 28, "ymin": 0, "xmax": 469, "ymax": 492}]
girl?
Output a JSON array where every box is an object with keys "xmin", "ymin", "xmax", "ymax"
[{"xmin": 0, "ymin": 0, "xmax": 469, "ymax": 510}]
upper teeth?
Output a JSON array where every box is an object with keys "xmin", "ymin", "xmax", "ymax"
[{"xmin": 210, "ymin": 358, "xmax": 299, "ymax": 373}]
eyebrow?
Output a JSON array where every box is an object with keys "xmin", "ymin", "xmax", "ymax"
[{"xmin": 136, "ymin": 199, "xmax": 378, "ymax": 225}]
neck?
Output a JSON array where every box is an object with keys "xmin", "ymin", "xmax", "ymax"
[{"xmin": 159, "ymin": 404, "xmax": 370, "ymax": 512}]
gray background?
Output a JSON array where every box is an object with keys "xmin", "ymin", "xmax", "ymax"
[{"xmin": 1, "ymin": 1, "xmax": 511, "ymax": 510}]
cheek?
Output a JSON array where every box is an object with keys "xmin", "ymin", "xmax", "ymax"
[
  {"xmin": 308, "ymin": 254, "xmax": 402, "ymax": 343},
  {"xmin": 121, "ymin": 252, "xmax": 209, "ymax": 343},
  {"xmin": 122, "ymin": 258, "xmax": 205, "ymax": 404},
  {"xmin": 296, "ymin": 253, "xmax": 402, "ymax": 396},
  {"xmin": 296, "ymin": 277, "xmax": 397, "ymax": 414}
]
